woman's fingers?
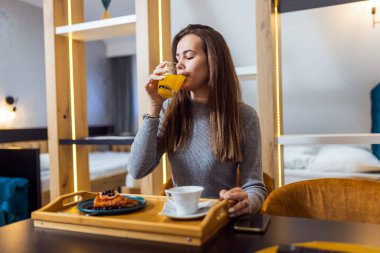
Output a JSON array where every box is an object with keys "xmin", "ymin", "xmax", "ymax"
[
  {"xmin": 219, "ymin": 188, "xmax": 250, "ymax": 217},
  {"xmin": 228, "ymin": 198, "xmax": 250, "ymax": 217},
  {"xmin": 145, "ymin": 79, "xmax": 165, "ymax": 104},
  {"xmin": 219, "ymin": 187, "xmax": 241, "ymax": 198},
  {"xmin": 225, "ymin": 187, "xmax": 243, "ymax": 194},
  {"xmin": 227, "ymin": 191, "xmax": 247, "ymax": 201},
  {"xmin": 152, "ymin": 68, "xmax": 168, "ymax": 77},
  {"xmin": 229, "ymin": 198, "xmax": 249, "ymax": 212},
  {"xmin": 150, "ymin": 74, "xmax": 165, "ymax": 81},
  {"xmin": 219, "ymin": 189, "xmax": 228, "ymax": 199},
  {"xmin": 155, "ymin": 61, "xmax": 167, "ymax": 69},
  {"xmin": 145, "ymin": 79, "xmax": 157, "ymax": 91},
  {"xmin": 153, "ymin": 61, "xmax": 170, "ymax": 76},
  {"xmin": 220, "ymin": 187, "xmax": 246, "ymax": 201},
  {"xmin": 142, "ymin": 61, "xmax": 172, "ymax": 115},
  {"xmin": 229, "ymin": 200, "xmax": 250, "ymax": 217}
]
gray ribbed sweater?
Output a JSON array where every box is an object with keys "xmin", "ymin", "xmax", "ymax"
[{"xmin": 128, "ymin": 100, "xmax": 268, "ymax": 213}]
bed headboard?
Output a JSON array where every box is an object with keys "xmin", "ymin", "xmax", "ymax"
[{"xmin": 0, "ymin": 149, "xmax": 41, "ymax": 216}]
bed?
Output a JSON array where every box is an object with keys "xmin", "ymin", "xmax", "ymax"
[
  {"xmin": 39, "ymin": 151, "xmax": 135, "ymax": 205},
  {"xmin": 284, "ymin": 145, "xmax": 380, "ymax": 184},
  {"xmin": 0, "ymin": 128, "xmax": 138, "ymax": 206}
]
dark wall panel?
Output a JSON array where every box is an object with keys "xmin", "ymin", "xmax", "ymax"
[
  {"xmin": 0, "ymin": 126, "xmax": 114, "ymax": 143},
  {"xmin": 279, "ymin": 0, "xmax": 366, "ymax": 13}
]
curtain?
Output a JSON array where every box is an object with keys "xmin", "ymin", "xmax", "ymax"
[{"xmin": 111, "ymin": 56, "xmax": 135, "ymax": 135}]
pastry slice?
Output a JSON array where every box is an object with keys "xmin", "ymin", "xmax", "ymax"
[{"xmin": 93, "ymin": 189, "xmax": 138, "ymax": 208}]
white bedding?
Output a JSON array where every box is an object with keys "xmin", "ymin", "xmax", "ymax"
[
  {"xmin": 40, "ymin": 151, "xmax": 138, "ymax": 192},
  {"xmin": 285, "ymin": 169, "xmax": 380, "ymax": 185},
  {"xmin": 284, "ymin": 145, "xmax": 380, "ymax": 184}
]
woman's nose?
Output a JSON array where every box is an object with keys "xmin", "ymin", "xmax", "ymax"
[{"xmin": 176, "ymin": 60, "xmax": 185, "ymax": 74}]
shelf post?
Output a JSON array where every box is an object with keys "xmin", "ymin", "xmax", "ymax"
[
  {"xmin": 256, "ymin": 0, "xmax": 284, "ymax": 188},
  {"xmin": 43, "ymin": 0, "xmax": 90, "ymax": 201},
  {"xmin": 136, "ymin": 0, "xmax": 172, "ymax": 195}
]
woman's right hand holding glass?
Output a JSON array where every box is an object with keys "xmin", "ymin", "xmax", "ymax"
[{"xmin": 145, "ymin": 62, "xmax": 169, "ymax": 117}]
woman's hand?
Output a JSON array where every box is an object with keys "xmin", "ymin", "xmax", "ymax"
[
  {"xmin": 219, "ymin": 187, "xmax": 250, "ymax": 217},
  {"xmin": 145, "ymin": 62, "xmax": 169, "ymax": 116}
]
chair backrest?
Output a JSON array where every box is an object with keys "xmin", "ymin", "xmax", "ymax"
[
  {"xmin": 160, "ymin": 177, "xmax": 174, "ymax": 196},
  {"xmin": 261, "ymin": 178, "xmax": 380, "ymax": 224},
  {"xmin": 371, "ymin": 83, "xmax": 380, "ymax": 160}
]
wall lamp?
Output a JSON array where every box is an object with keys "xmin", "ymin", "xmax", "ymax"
[
  {"xmin": 371, "ymin": 0, "xmax": 380, "ymax": 28},
  {"xmin": 0, "ymin": 96, "xmax": 17, "ymax": 122},
  {"xmin": 6, "ymin": 96, "xmax": 18, "ymax": 112}
]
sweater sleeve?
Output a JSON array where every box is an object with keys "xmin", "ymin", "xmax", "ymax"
[
  {"xmin": 239, "ymin": 106, "xmax": 268, "ymax": 213},
  {"xmin": 127, "ymin": 110, "xmax": 166, "ymax": 179}
]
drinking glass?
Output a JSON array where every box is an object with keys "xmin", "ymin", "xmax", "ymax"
[{"xmin": 157, "ymin": 62, "xmax": 186, "ymax": 99}]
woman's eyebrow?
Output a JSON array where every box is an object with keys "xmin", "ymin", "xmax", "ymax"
[{"xmin": 176, "ymin": 50, "xmax": 195, "ymax": 56}]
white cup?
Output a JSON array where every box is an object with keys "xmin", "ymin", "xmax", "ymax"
[{"xmin": 165, "ymin": 186, "xmax": 204, "ymax": 215}]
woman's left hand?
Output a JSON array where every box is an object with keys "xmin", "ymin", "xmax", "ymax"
[{"xmin": 219, "ymin": 187, "xmax": 250, "ymax": 217}]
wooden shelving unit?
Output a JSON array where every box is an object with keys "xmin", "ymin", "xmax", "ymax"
[
  {"xmin": 55, "ymin": 14, "xmax": 136, "ymax": 41},
  {"xmin": 44, "ymin": 0, "xmax": 171, "ymax": 200},
  {"xmin": 257, "ymin": 0, "xmax": 380, "ymax": 187}
]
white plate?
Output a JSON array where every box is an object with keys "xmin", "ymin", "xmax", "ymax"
[{"xmin": 160, "ymin": 201, "xmax": 215, "ymax": 220}]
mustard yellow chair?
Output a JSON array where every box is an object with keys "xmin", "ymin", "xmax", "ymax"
[
  {"xmin": 261, "ymin": 178, "xmax": 380, "ymax": 224},
  {"xmin": 160, "ymin": 171, "xmax": 274, "ymax": 196},
  {"xmin": 160, "ymin": 177, "xmax": 174, "ymax": 196}
]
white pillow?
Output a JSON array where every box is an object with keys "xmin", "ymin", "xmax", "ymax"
[
  {"xmin": 284, "ymin": 145, "xmax": 318, "ymax": 170},
  {"xmin": 307, "ymin": 145, "xmax": 380, "ymax": 173},
  {"xmin": 39, "ymin": 153, "xmax": 50, "ymax": 171}
]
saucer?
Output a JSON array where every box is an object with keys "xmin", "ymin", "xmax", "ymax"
[{"xmin": 160, "ymin": 201, "xmax": 214, "ymax": 220}]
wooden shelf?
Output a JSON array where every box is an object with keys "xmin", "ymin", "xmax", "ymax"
[
  {"xmin": 55, "ymin": 15, "xmax": 136, "ymax": 41},
  {"xmin": 235, "ymin": 66, "xmax": 257, "ymax": 80},
  {"xmin": 277, "ymin": 134, "xmax": 380, "ymax": 145},
  {"xmin": 60, "ymin": 136, "xmax": 135, "ymax": 145}
]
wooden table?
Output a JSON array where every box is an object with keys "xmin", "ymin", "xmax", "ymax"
[{"xmin": 1, "ymin": 215, "xmax": 380, "ymax": 253}]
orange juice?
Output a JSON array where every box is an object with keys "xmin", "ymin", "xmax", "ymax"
[{"xmin": 157, "ymin": 74, "xmax": 186, "ymax": 98}]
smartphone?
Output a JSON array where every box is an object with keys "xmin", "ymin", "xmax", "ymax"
[{"xmin": 234, "ymin": 213, "xmax": 271, "ymax": 233}]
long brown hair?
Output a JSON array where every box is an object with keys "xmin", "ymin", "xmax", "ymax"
[{"xmin": 162, "ymin": 24, "xmax": 243, "ymax": 162}]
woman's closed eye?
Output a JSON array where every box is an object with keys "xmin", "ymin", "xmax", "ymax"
[
  {"xmin": 176, "ymin": 50, "xmax": 196, "ymax": 60},
  {"xmin": 176, "ymin": 56, "xmax": 194, "ymax": 61},
  {"xmin": 185, "ymin": 52, "xmax": 195, "ymax": 59}
]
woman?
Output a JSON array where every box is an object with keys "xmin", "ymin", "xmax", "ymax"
[{"xmin": 128, "ymin": 24, "xmax": 267, "ymax": 217}]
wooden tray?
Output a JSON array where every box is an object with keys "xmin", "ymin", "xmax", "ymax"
[{"xmin": 31, "ymin": 191, "xmax": 229, "ymax": 246}]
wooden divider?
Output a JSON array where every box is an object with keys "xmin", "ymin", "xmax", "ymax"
[
  {"xmin": 43, "ymin": 0, "xmax": 90, "ymax": 201},
  {"xmin": 256, "ymin": 0, "xmax": 284, "ymax": 187},
  {"xmin": 136, "ymin": 0, "xmax": 172, "ymax": 195}
]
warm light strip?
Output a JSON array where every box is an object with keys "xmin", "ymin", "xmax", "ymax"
[
  {"xmin": 162, "ymin": 155, "xmax": 168, "ymax": 184},
  {"xmin": 68, "ymin": 0, "xmax": 78, "ymax": 192},
  {"xmin": 158, "ymin": 0, "xmax": 167, "ymax": 184},
  {"xmin": 158, "ymin": 0, "xmax": 163, "ymax": 63},
  {"xmin": 274, "ymin": 2, "xmax": 283, "ymax": 187}
]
